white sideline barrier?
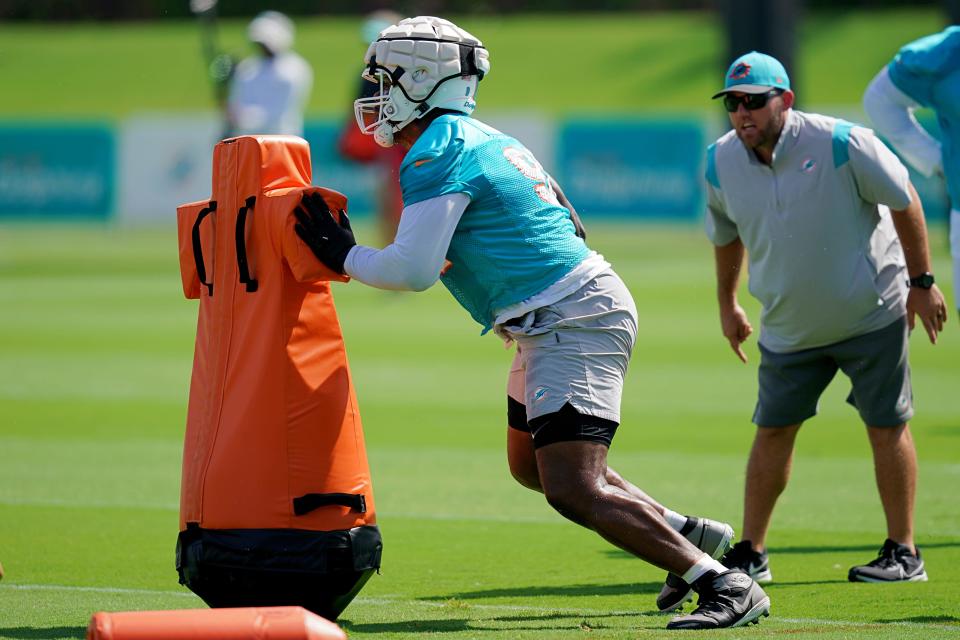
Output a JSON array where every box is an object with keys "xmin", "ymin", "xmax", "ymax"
[
  {"xmin": 118, "ymin": 114, "xmax": 220, "ymax": 224},
  {"xmin": 116, "ymin": 112, "xmax": 555, "ymax": 225}
]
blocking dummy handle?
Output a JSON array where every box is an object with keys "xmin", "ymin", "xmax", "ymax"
[
  {"xmin": 86, "ymin": 606, "xmax": 346, "ymax": 640},
  {"xmin": 235, "ymin": 196, "xmax": 258, "ymax": 293},
  {"xmin": 293, "ymin": 492, "xmax": 366, "ymax": 516},
  {"xmin": 191, "ymin": 201, "xmax": 217, "ymax": 296}
]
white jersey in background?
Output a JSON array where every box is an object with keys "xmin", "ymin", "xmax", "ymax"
[{"xmin": 227, "ymin": 52, "xmax": 313, "ymax": 136}]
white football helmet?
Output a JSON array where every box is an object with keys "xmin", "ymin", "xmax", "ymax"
[
  {"xmin": 353, "ymin": 16, "xmax": 491, "ymax": 147},
  {"xmin": 248, "ymin": 11, "xmax": 294, "ymax": 55}
]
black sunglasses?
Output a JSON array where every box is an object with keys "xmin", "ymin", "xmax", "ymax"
[{"xmin": 722, "ymin": 90, "xmax": 783, "ymax": 113}]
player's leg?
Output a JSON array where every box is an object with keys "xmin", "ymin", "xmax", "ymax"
[
  {"xmin": 509, "ymin": 272, "xmax": 763, "ymax": 628},
  {"xmin": 534, "ymin": 433, "xmax": 703, "ymax": 573},
  {"xmin": 724, "ymin": 342, "xmax": 837, "ymax": 581},
  {"xmin": 509, "ymin": 391, "xmax": 682, "ymax": 506},
  {"xmin": 507, "ymin": 341, "xmax": 684, "ymax": 505},
  {"xmin": 506, "ymin": 347, "xmax": 543, "ymax": 490},
  {"xmin": 507, "ymin": 406, "xmax": 542, "ymax": 491},
  {"xmin": 837, "ymin": 318, "xmax": 927, "ymax": 582},
  {"xmin": 533, "ymin": 421, "xmax": 767, "ymax": 629},
  {"xmin": 511, "ymin": 391, "xmax": 732, "ymax": 609}
]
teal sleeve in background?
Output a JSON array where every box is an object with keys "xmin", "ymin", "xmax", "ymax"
[{"xmin": 887, "ymin": 27, "xmax": 960, "ymax": 107}]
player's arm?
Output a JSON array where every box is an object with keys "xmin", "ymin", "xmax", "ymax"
[
  {"xmin": 549, "ymin": 176, "xmax": 586, "ymax": 240},
  {"xmin": 343, "ymin": 193, "xmax": 469, "ymax": 290},
  {"xmin": 294, "ymin": 190, "xmax": 469, "ymax": 291},
  {"xmin": 889, "ymin": 182, "xmax": 948, "ymax": 343},
  {"xmin": 863, "ymin": 66, "xmax": 942, "ymax": 178}
]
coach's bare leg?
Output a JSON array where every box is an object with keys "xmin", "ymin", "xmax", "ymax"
[
  {"xmin": 507, "ymin": 428, "xmax": 666, "ymax": 510},
  {"xmin": 535, "ymin": 440, "xmax": 699, "ymax": 573},
  {"xmin": 867, "ymin": 423, "xmax": 917, "ymax": 552},
  {"xmin": 742, "ymin": 424, "xmax": 801, "ymax": 550}
]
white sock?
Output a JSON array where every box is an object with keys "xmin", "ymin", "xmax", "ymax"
[
  {"xmin": 662, "ymin": 508, "xmax": 688, "ymax": 532},
  {"xmin": 680, "ymin": 553, "xmax": 727, "ymax": 584}
]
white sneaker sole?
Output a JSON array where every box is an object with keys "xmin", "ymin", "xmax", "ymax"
[
  {"xmin": 730, "ymin": 596, "xmax": 771, "ymax": 628},
  {"xmin": 752, "ymin": 568, "xmax": 773, "ymax": 583},
  {"xmin": 851, "ymin": 571, "xmax": 928, "ymax": 583}
]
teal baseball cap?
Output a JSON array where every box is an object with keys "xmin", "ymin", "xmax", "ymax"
[{"xmin": 712, "ymin": 51, "xmax": 791, "ymax": 98}]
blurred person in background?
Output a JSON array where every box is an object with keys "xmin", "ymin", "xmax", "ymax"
[
  {"xmin": 294, "ymin": 15, "xmax": 771, "ymax": 630},
  {"xmin": 226, "ymin": 11, "xmax": 313, "ymax": 138},
  {"xmin": 864, "ymin": 26, "xmax": 960, "ymax": 316},
  {"xmin": 705, "ymin": 52, "xmax": 947, "ymax": 586},
  {"xmin": 338, "ymin": 10, "xmax": 406, "ymax": 244}
]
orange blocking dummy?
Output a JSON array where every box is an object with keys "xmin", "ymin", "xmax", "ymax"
[
  {"xmin": 87, "ymin": 606, "xmax": 346, "ymax": 640},
  {"xmin": 175, "ymin": 135, "xmax": 381, "ymax": 621}
]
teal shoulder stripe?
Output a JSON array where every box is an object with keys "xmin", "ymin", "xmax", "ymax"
[
  {"xmin": 832, "ymin": 120, "xmax": 855, "ymax": 168},
  {"xmin": 706, "ymin": 143, "xmax": 720, "ymax": 189}
]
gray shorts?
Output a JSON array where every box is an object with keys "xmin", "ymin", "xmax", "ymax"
[
  {"xmin": 503, "ymin": 270, "xmax": 638, "ymax": 424},
  {"xmin": 754, "ymin": 316, "xmax": 913, "ymax": 428}
]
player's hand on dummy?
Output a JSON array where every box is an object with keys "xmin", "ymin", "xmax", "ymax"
[
  {"xmin": 906, "ymin": 284, "xmax": 948, "ymax": 344},
  {"xmin": 720, "ymin": 303, "xmax": 753, "ymax": 364},
  {"xmin": 294, "ymin": 191, "xmax": 356, "ymax": 275}
]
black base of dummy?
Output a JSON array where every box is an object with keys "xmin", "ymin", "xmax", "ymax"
[{"xmin": 176, "ymin": 524, "xmax": 382, "ymax": 620}]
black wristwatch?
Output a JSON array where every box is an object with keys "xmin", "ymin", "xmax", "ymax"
[{"xmin": 908, "ymin": 272, "xmax": 935, "ymax": 289}]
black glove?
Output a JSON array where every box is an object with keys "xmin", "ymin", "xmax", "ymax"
[{"xmin": 294, "ymin": 191, "xmax": 356, "ymax": 274}]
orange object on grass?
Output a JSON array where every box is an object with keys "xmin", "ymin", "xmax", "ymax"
[
  {"xmin": 86, "ymin": 606, "xmax": 346, "ymax": 640},
  {"xmin": 175, "ymin": 135, "xmax": 381, "ymax": 620}
]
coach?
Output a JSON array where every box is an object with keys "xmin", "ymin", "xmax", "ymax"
[{"xmin": 704, "ymin": 52, "xmax": 947, "ymax": 584}]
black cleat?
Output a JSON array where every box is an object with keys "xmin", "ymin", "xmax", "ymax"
[
  {"xmin": 656, "ymin": 517, "xmax": 734, "ymax": 612},
  {"xmin": 848, "ymin": 539, "xmax": 928, "ymax": 583},
  {"xmin": 666, "ymin": 570, "xmax": 770, "ymax": 630},
  {"xmin": 721, "ymin": 540, "xmax": 772, "ymax": 583}
]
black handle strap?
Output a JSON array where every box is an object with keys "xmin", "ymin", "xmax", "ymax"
[
  {"xmin": 235, "ymin": 195, "xmax": 258, "ymax": 293},
  {"xmin": 191, "ymin": 201, "xmax": 217, "ymax": 296},
  {"xmin": 293, "ymin": 492, "xmax": 367, "ymax": 516}
]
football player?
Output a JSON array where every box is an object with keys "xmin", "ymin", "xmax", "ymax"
[{"xmin": 294, "ymin": 16, "xmax": 769, "ymax": 629}]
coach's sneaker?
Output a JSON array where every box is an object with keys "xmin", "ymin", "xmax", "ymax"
[
  {"xmin": 848, "ymin": 539, "xmax": 928, "ymax": 583},
  {"xmin": 656, "ymin": 516, "xmax": 734, "ymax": 612},
  {"xmin": 666, "ymin": 570, "xmax": 770, "ymax": 630},
  {"xmin": 721, "ymin": 540, "xmax": 773, "ymax": 583}
]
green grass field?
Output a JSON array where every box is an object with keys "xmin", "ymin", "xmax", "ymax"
[
  {"xmin": 1, "ymin": 222, "xmax": 957, "ymax": 639},
  {"xmin": 0, "ymin": 9, "xmax": 946, "ymax": 118}
]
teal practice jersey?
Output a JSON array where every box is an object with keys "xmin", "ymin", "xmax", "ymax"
[
  {"xmin": 399, "ymin": 113, "xmax": 589, "ymax": 332},
  {"xmin": 888, "ymin": 26, "xmax": 960, "ymax": 207}
]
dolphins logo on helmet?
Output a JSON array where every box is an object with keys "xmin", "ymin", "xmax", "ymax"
[{"xmin": 353, "ymin": 16, "xmax": 491, "ymax": 148}]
